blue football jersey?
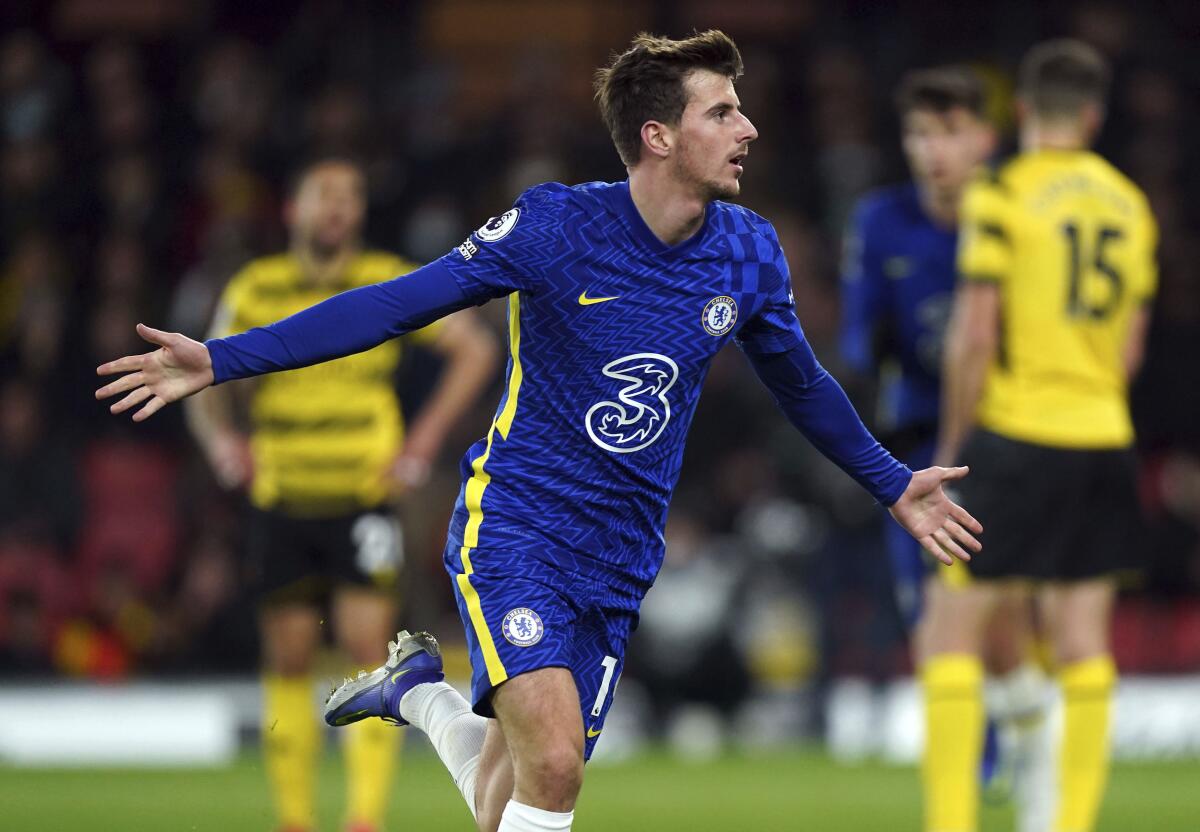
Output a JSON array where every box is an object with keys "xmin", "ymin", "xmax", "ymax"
[
  {"xmin": 437, "ymin": 181, "xmax": 806, "ymax": 594},
  {"xmin": 840, "ymin": 184, "xmax": 956, "ymax": 434}
]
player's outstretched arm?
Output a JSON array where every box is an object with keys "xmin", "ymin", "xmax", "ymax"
[
  {"xmin": 888, "ymin": 465, "xmax": 982, "ymax": 565},
  {"xmin": 96, "ymin": 323, "xmax": 215, "ymax": 422}
]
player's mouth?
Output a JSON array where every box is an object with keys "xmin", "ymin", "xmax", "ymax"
[{"xmin": 729, "ymin": 151, "xmax": 747, "ymax": 175}]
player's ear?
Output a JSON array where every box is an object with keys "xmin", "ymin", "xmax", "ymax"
[
  {"xmin": 282, "ymin": 197, "xmax": 297, "ymax": 228},
  {"xmin": 640, "ymin": 120, "xmax": 673, "ymax": 161},
  {"xmin": 1014, "ymin": 96, "xmax": 1029, "ymax": 126},
  {"xmin": 978, "ymin": 123, "xmax": 998, "ymax": 160},
  {"xmin": 1080, "ymin": 102, "xmax": 1105, "ymax": 141}
]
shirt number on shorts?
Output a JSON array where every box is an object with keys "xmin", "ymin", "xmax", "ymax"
[
  {"xmin": 352, "ymin": 513, "xmax": 403, "ymax": 576},
  {"xmin": 591, "ymin": 655, "xmax": 619, "ymax": 717}
]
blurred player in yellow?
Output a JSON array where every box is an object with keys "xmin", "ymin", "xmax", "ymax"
[
  {"xmin": 186, "ymin": 159, "xmax": 498, "ymax": 832},
  {"xmin": 924, "ymin": 40, "xmax": 1157, "ymax": 832}
]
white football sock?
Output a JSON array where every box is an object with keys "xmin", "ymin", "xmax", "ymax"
[
  {"xmin": 399, "ymin": 681, "xmax": 488, "ymax": 820},
  {"xmin": 987, "ymin": 663, "xmax": 1056, "ymax": 832},
  {"xmin": 497, "ymin": 799, "xmax": 574, "ymax": 831}
]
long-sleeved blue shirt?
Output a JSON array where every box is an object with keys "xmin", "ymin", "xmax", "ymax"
[{"xmin": 210, "ymin": 181, "xmax": 911, "ymax": 594}]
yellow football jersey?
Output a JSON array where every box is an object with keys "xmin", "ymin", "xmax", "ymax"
[
  {"xmin": 213, "ymin": 251, "xmax": 442, "ymax": 513},
  {"xmin": 958, "ymin": 149, "xmax": 1157, "ymax": 449}
]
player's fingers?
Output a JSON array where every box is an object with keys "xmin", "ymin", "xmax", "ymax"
[
  {"xmin": 944, "ymin": 518, "xmax": 982, "ymax": 552},
  {"xmin": 132, "ymin": 395, "xmax": 167, "ymax": 422},
  {"xmin": 110, "ymin": 385, "xmax": 153, "ymax": 415},
  {"xmin": 96, "ymin": 354, "xmax": 146, "ymax": 378},
  {"xmin": 938, "ymin": 465, "xmax": 970, "ymax": 482},
  {"xmin": 949, "ymin": 501, "xmax": 983, "ymax": 534},
  {"xmin": 920, "ymin": 535, "xmax": 953, "ymax": 566},
  {"xmin": 934, "ymin": 528, "xmax": 971, "ymax": 563},
  {"xmin": 95, "ymin": 371, "xmax": 145, "ymax": 400},
  {"xmin": 136, "ymin": 323, "xmax": 175, "ymax": 347}
]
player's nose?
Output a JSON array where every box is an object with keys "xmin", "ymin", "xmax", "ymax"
[{"xmin": 738, "ymin": 112, "xmax": 759, "ymax": 143}]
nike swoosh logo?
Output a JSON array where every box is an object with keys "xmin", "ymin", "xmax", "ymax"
[
  {"xmin": 390, "ymin": 668, "xmax": 413, "ymax": 684},
  {"xmin": 586, "ymin": 725, "xmax": 603, "ymax": 738},
  {"xmin": 578, "ymin": 291, "xmax": 620, "ymax": 306}
]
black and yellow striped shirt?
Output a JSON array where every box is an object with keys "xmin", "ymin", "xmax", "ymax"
[{"xmin": 213, "ymin": 251, "xmax": 442, "ymax": 513}]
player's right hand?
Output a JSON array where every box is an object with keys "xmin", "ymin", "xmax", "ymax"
[
  {"xmin": 205, "ymin": 430, "xmax": 253, "ymax": 490},
  {"xmin": 96, "ymin": 323, "xmax": 215, "ymax": 422}
]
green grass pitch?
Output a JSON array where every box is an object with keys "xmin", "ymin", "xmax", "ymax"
[{"xmin": 1, "ymin": 748, "xmax": 1197, "ymax": 831}]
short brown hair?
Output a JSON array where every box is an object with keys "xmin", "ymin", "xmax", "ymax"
[
  {"xmin": 287, "ymin": 156, "xmax": 365, "ymax": 198},
  {"xmin": 594, "ymin": 30, "xmax": 744, "ymax": 167},
  {"xmin": 1018, "ymin": 39, "xmax": 1110, "ymax": 118},
  {"xmin": 895, "ymin": 66, "xmax": 986, "ymax": 118}
]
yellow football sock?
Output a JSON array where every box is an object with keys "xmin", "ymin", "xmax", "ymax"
[
  {"xmin": 922, "ymin": 653, "xmax": 985, "ymax": 832},
  {"xmin": 263, "ymin": 675, "xmax": 321, "ymax": 831},
  {"xmin": 1056, "ymin": 655, "xmax": 1116, "ymax": 832},
  {"xmin": 344, "ymin": 716, "xmax": 403, "ymax": 828}
]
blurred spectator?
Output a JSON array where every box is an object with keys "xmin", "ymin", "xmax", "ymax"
[
  {"xmin": 0, "ymin": 230, "xmax": 69, "ymax": 379},
  {"xmin": 625, "ymin": 506, "xmax": 753, "ymax": 750},
  {"xmin": 0, "ymin": 30, "xmax": 68, "ymax": 143},
  {"xmin": 0, "ymin": 377, "xmax": 81, "ymax": 552}
]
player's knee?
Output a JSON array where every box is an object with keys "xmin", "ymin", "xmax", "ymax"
[
  {"xmin": 264, "ymin": 647, "xmax": 313, "ymax": 676},
  {"xmin": 517, "ymin": 742, "xmax": 584, "ymax": 809},
  {"xmin": 1053, "ymin": 631, "xmax": 1109, "ymax": 666},
  {"xmin": 339, "ymin": 632, "xmax": 388, "ymax": 666}
]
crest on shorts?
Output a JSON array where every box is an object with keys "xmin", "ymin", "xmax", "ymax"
[
  {"xmin": 501, "ymin": 607, "xmax": 544, "ymax": 647},
  {"xmin": 702, "ymin": 295, "xmax": 738, "ymax": 336}
]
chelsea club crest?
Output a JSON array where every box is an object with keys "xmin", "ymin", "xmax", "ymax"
[
  {"xmin": 702, "ymin": 295, "xmax": 738, "ymax": 336},
  {"xmin": 502, "ymin": 607, "xmax": 544, "ymax": 647}
]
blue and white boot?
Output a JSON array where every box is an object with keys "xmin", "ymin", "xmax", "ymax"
[{"xmin": 324, "ymin": 630, "xmax": 444, "ymax": 727}]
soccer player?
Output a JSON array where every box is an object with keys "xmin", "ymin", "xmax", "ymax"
[
  {"xmin": 185, "ymin": 159, "xmax": 498, "ymax": 832},
  {"xmin": 843, "ymin": 69, "xmax": 1054, "ymax": 828},
  {"xmin": 924, "ymin": 40, "xmax": 1157, "ymax": 832},
  {"xmin": 97, "ymin": 32, "xmax": 982, "ymax": 832}
]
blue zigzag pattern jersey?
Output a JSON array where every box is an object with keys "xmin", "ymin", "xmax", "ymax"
[
  {"xmin": 443, "ymin": 181, "xmax": 848, "ymax": 594},
  {"xmin": 206, "ymin": 178, "xmax": 910, "ymax": 745},
  {"xmin": 840, "ymin": 183, "xmax": 957, "ymax": 436}
]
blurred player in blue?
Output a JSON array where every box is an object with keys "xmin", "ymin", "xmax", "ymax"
[
  {"xmin": 97, "ymin": 32, "xmax": 981, "ymax": 832},
  {"xmin": 841, "ymin": 67, "xmax": 1054, "ymax": 830}
]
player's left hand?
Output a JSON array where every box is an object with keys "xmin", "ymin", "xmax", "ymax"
[
  {"xmin": 889, "ymin": 466, "xmax": 982, "ymax": 566},
  {"xmin": 387, "ymin": 452, "xmax": 432, "ymax": 496}
]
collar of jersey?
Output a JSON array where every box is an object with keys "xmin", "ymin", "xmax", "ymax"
[{"xmin": 602, "ymin": 179, "xmax": 714, "ymax": 259}]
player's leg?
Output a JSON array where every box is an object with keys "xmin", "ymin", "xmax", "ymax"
[
  {"xmin": 326, "ymin": 508, "xmax": 407, "ymax": 832},
  {"xmin": 251, "ymin": 508, "xmax": 325, "ymax": 832},
  {"xmin": 261, "ymin": 603, "xmax": 324, "ymax": 832},
  {"xmin": 1041, "ymin": 578, "xmax": 1117, "ymax": 832},
  {"xmin": 482, "ymin": 598, "xmax": 631, "ymax": 832},
  {"xmin": 917, "ymin": 574, "xmax": 1001, "ymax": 832},
  {"xmin": 333, "ymin": 585, "xmax": 403, "ymax": 832},
  {"xmin": 981, "ymin": 586, "xmax": 1055, "ymax": 832},
  {"xmin": 1042, "ymin": 446, "xmax": 1135, "ymax": 832},
  {"xmin": 473, "ymin": 721, "xmax": 516, "ymax": 831},
  {"xmin": 489, "ymin": 667, "xmax": 583, "ymax": 830}
]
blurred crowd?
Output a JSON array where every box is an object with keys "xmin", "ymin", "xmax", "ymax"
[{"xmin": 2, "ymin": 1, "xmax": 1199, "ymax": 725}]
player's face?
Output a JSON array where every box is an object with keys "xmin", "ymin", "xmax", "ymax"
[
  {"xmin": 289, "ymin": 162, "xmax": 366, "ymax": 256},
  {"xmin": 672, "ymin": 69, "xmax": 758, "ymax": 201},
  {"xmin": 902, "ymin": 107, "xmax": 991, "ymax": 194}
]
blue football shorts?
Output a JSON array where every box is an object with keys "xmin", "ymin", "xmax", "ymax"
[{"xmin": 444, "ymin": 542, "xmax": 638, "ymax": 760}]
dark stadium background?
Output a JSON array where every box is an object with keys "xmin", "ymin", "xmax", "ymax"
[{"xmin": 1, "ymin": 1, "xmax": 1200, "ymax": 827}]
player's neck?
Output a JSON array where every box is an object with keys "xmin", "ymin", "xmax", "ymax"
[
  {"xmin": 294, "ymin": 243, "xmax": 357, "ymax": 285},
  {"xmin": 627, "ymin": 168, "xmax": 707, "ymax": 247},
  {"xmin": 1021, "ymin": 118, "xmax": 1088, "ymax": 153},
  {"xmin": 916, "ymin": 183, "xmax": 960, "ymax": 229}
]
